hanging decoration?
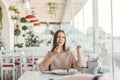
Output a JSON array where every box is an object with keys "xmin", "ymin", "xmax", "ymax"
[
  {"xmin": 8, "ymin": 5, "xmax": 20, "ymax": 20},
  {"xmin": 25, "ymin": 14, "xmax": 40, "ymax": 26},
  {"xmin": 30, "ymin": 19, "xmax": 38, "ymax": 22},
  {"xmin": 17, "ymin": 0, "xmax": 31, "ymax": 9},
  {"xmin": 14, "ymin": 24, "xmax": 21, "ymax": 36},
  {"xmin": 8, "ymin": 6, "xmax": 20, "ymax": 14},
  {"xmin": 25, "ymin": 15, "xmax": 36, "ymax": 19},
  {"xmin": 33, "ymin": 23, "xmax": 40, "ymax": 26},
  {"xmin": 48, "ymin": 2, "xmax": 57, "ymax": 15},
  {"xmin": 20, "ymin": 17, "xmax": 28, "ymax": 23},
  {"xmin": 22, "ymin": 25, "xmax": 28, "ymax": 30}
]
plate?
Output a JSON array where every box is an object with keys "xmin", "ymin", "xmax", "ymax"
[
  {"xmin": 42, "ymin": 69, "xmax": 78, "ymax": 75},
  {"xmin": 42, "ymin": 71, "xmax": 53, "ymax": 74},
  {"xmin": 51, "ymin": 69, "xmax": 69, "ymax": 75}
]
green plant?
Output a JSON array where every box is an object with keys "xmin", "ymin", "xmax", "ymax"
[
  {"xmin": 9, "ymin": 5, "xmax": 20, "ymax": 20},
  {"xmin": 9, "ymin": 5, "xmax": 20, "ymax": 14},
  {"xmin": 22, "ymin": 25, "xmax": 28, "ymax": 30},
  {"xmin": 11, "ymin": 15, "xmax": 19, "ymax": 20},
  {"xmin": 25, "ymin": 31, "xmax": 40, "ymax": 47},
  {"xmin": 14, "ymin": 28, "xmax": 21, "ymax": 36},
  {"xmin": 20, "ymin": 17, "xmax": 27, "ymax": 23},
  {"xmin": 15, "ymin": 43, "xmax": 23, "ymax": 48},
  {"xmin": 14, "ymin": 25, "xmax": 21, "ymax": 36}
]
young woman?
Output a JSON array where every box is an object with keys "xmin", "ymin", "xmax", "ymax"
[{"xmin": 39, "ymin": 30, "xmax": 84, "ymax": 71}]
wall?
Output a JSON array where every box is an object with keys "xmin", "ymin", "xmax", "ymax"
[{"xmin": 0, "ymin": 0, "xmax": 14, "ymax": 49}]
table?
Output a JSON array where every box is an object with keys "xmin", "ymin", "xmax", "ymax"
[{"xmin": 18, "ymin": 71, "xmax": 77, "ymax": 80}]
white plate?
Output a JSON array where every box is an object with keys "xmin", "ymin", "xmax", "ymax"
[
  {"xmin": 51, "ymin": 69, "xmax": 69, "ymax": 75},
  {"xmin": 42, "ymin": 71, "xmax": 52, "ymax": 74},
  {"xmin": 42, "ymin": 69, "xmax": 78, "ymax": 75}
]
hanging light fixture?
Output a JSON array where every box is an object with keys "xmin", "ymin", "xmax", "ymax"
[
  {"xmin": 23, "ymin": 0, "xmax": 31, "ymax": 9},
  {"xmin": 33, "ymin": 23, "xmax": 40, "ymax": 26},
  {"xmin": 48, "ymin": 2, "xmax": 57, "ymax": 15},
  {"xmin": 17, "ymin": 0, "xmax": 31, "ymax": 9},
  {"xmin": 25, "ymin": 15, "xmax": 36, "ymax": 19},
  {"xmin": 30, "ymin": 19, "xmax": 38, "ymax": 22}
]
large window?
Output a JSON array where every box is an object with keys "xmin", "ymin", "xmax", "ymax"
[
  {"xmin": 98, "ymin": 0, "xmax": 120, "ymax": 79},
  {"xmin": 73, "ymin": 0, "xmax": 120, "ymax": 79}
]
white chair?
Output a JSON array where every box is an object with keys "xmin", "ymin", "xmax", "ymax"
[
  {"xmin": 14, "ymin": 48, "xmax": 37, "ymax": 76},
  {"xmin": 0, "ymin": 50, "xmax": 15, "ymax": 80},
  {"xmin": 14, "ymin": 49, "xmax": 24, "ymax": 79},
  {"xmin": 21, "ymin": 48, "xmax": 35, "ymax": 71}
]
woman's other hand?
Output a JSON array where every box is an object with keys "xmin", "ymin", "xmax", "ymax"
[
  {"xmin": 76, "ymin": 45, "xmax": 84, "ymax": 66},
  {"xmin": 76, "ymin": 45, "xmax": 81, "ymax": 53}
]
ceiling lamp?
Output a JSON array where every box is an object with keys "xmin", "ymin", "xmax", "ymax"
[
  {"xmin": 48, "ymin": 2, "xmax": 57, "ymax": 15},
  {"xmin": 33, "ymin": 23, "xmax": 40, "ymax": 26},
  {"xmin": 24, "ymin": 0, "xmax": 31, "ymax": 9},
  {"xmin": 25, "ymin": 15, "xmax": 36, "ymax": 19},
  {"xmin": 17, "ymin": 0, "xmax": 31, "ymax": 9},
  {"xmin": 30, "ymin": 19, "xmax": 38, "ymax": 22},
  {"xmin": 25, "ymin": 14, "xmax": 40, "ymax": 26}
]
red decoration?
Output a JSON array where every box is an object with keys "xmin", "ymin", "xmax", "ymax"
[
  {"xmin": 30, "ymin": 19, "xmax": 38, "ymax": 22},
  {"xmin": 25, "ymin": 15, "xmax": 36, "ymax": 19},
  {"xmin": 33, "ymin": 23, "xmax": 40, "ymax": 26}
]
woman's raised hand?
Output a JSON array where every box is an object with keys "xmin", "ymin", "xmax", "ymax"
[
  {"xmin": 76, "ymin": 45, "xmax": 81, "ymax": 53},
  {"xmin": 53, "ymin": 44, "xmax": 62, "ymax": 55}
]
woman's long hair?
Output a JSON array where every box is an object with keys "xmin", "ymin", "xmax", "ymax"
[{"xmin": 51, "ymin": 30, "xmax": 66, "ymax": 52}]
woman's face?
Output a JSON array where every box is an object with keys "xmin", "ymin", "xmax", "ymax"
[{"xmin": 56, "ymin": 32, "xmax": 66, "ymax": 46}]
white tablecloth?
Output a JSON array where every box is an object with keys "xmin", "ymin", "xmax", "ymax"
[{"xmin": 18, "ymin": 71, "xmax": 75, "ymax": 80}]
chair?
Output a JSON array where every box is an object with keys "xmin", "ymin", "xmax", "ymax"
[
  {"xmin": 21, "ymin": 48, "xmax": 35, "ymax": 71},
  {"xmin": 14, "ymin": 48, "xmax": 37, "ymax": 76},
  {"xmin": 0, "ymin": 50, "xmax": 15, "ymax": 80},
  {"xmin": 14, "ymin": 49, "xmax": 24, "ymax": 79}
]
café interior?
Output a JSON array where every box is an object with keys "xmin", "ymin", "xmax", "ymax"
[{"xmin": 0, "ymin": 0, "xmax": 120, "ymax": 80}]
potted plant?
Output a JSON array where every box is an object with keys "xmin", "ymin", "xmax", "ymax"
[
  {"xmin": 25, "ymin": 31, "xmax": 40, "ymax": 47},
  {"xmin": 22, "ymin": 25, "xmax": 28, "ymax": 31},
  {"xmin": 14, "ymin": 43, "xmax": 23, "ymax": 48},
  {"xmin": 8, "ymin": 5, "xmax": 20, "ymax": 20},
  {"xmin": 20, "ymin": 17, "xmax": 28, "ymax": 23},
  {"xmin": 14, "ymin": 25, "xmax": 21, "ymax": 36}
]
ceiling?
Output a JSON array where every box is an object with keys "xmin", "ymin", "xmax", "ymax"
[
  {"xmin": 8, "ymin": 0, "xmax": 88, "ymax": 23},
  {"xmin": 29, "ymin": 0, "xmax": 67, "ymax": 23}
]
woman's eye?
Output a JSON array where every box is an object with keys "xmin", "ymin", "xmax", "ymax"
[{"xmin": 57, "ymin": 36, "xmax": 65, "ymax": 39}]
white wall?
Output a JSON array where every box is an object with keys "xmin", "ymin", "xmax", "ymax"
[{"xmin": 0, "ymin": 0, "xmax": 14, "ymax": 49}]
